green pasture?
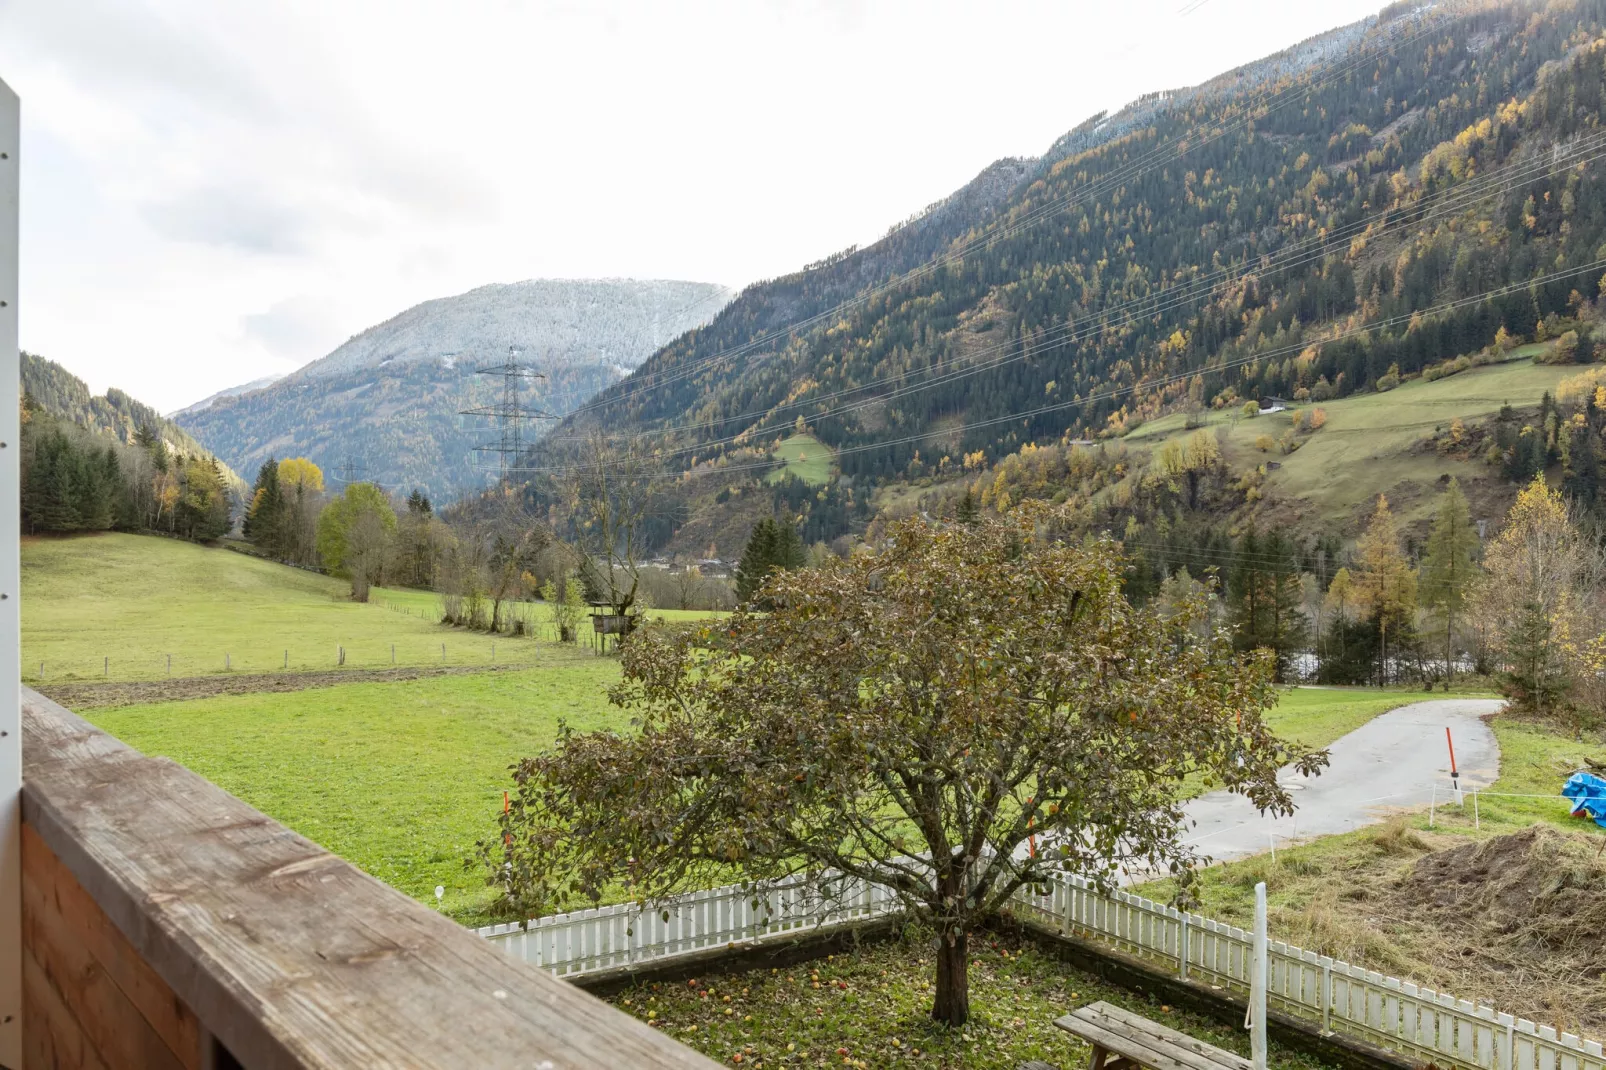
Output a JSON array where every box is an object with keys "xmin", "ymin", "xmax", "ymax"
[
  {"xmin": 81, "ymin": 675, "xmax": 1416, "ymax": 923},
  {"xmin": 19, "ymin": 533, "xmax": 712, "ymax": 681},
  {"xmin": 765, "ymin": 432, "xmax": 834, "ymax": 486},
  {"xmin": 89, "ymin": 662, "xmax": 626, "ymax": 923},
  {"xmin": 1126, "ymin": 356, "xmax": 1576, "ymax": 527}
]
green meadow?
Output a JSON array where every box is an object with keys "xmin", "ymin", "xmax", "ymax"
[{"xmin": 765, "ymin": 432, "xmax": 835, "ymax": 485}]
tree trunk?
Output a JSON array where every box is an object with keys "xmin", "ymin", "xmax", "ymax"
[{"xmin": 931, "ymin": 929, "xmax": 970, "ymax": 1026}]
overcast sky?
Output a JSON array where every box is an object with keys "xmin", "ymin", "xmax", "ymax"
[{"xmin": 3, "ymin": 0, "xmax": 1383, "ymax": 413}]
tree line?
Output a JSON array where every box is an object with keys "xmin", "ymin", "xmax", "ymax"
[{"xmin": 21, "ymin": 405, "xmax": 233, "ymax": 540}]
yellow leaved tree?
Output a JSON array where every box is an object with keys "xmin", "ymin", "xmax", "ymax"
[{"xmin": 1474, "ymin": 476, "xmax": 1604, "ymax": 730}]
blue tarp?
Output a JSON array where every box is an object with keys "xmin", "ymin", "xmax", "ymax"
[{"xmin": 1562, "ymin": 771, "xmax": 1606, "ymax": 829}]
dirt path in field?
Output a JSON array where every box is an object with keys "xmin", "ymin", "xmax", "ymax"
[{"xmin": 38, "ymin": 663, "xmax": 533, "ymax": 709}]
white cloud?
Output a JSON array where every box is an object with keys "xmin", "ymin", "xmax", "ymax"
[{"xmin": 0, "ymin": 0, "xmax": 1385, "ymax": 411}]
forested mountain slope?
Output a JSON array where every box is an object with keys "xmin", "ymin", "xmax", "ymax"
[
  {"xmin": 176, "ymin": 279, "xmax": 731, "ymax": 498},
  {"xmin": 528, "ymin": 0, "xmax": 1606, "ymax": 560},
  {"xmin": 22, "ymin": 352, "xmax": 244, "ymax": 489}
]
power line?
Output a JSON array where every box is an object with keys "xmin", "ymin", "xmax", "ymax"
[
  {"xmin": 568, "ymin": 129, "xmax": 1606, "ymax": 462},
  {"xmin": 539, "ymin": 10, "xmax": 1572, "ymax": 464},
  {"xmin": 459, "ymin": 346, "xmax": 555, "ymax": 485},
  {"xmin": 515, "ymin": 254, "xmax": 1606, "ymax": 479},
  {"xmin": 540, "ymin": 3, "xmax": 1454, "ymax": 431}
]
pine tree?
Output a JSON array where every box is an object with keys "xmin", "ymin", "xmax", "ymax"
[
  {"xmin": 956, "ymin": 489, "xmax": 980, "ymax": 525},
  {"xmin": 735, "ymin": 518, "xmax": 780, "ymax": 604},
  {"xmin": 24, "ymin": 430, "xmax": 81, "ymax": 532},
  {"xmin": 244, "ymin": 458, "xmax": 285, "ymax": 554},
  {"xmin": 773, "ymin": 515, "xmax": 805, "ymax": 571},
  {"xmin": 1354, "ymin": 495, "xmax": 1418, "ymax": 685},
  {"xmin": 735, "ymin": 516, "xmax": 806, "ymax": 605},
  {"xmin": 1419, "ymin": 479, "xmax": 1479, "ymax": 682}
]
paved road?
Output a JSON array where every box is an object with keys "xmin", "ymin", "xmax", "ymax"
[{"xmin": 1180, "ymin": 697, "xmax": 1505, "ymax": 865}]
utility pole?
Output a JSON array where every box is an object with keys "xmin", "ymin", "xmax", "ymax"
[
  {"xmin": 458, "ymin": 346, "xmax": 554, "ymax": 486},
  {"xmin": 331, "ymin": 456, "xmax": 371, "ymax": 487},
  {"xmin": 1, "ymin": 71, "xmax": 22, "ymax": 1070}
]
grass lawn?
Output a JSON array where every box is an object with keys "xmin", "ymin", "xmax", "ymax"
[
  {"xmin": 607, "ymin": 927, "xmax": 1332, "ymax": 1070},
  {"xmin": 20, "ymin": 532, "xmax": 717, "ymax": 681},
  {"xmin": 1262, "ymin": 686, "xmax": 1451, "ymax": 750},
  {"xmin": 87, "ymin": 657, "xmax": 628, "ymax": 923},
  {"xmin": 1124, "ymin": 357, "xmax": 1574, "ymax": 528},
  {"xmin": 765, "ymin": 433, "xmax": 834, "ymax": 486},
  {"xmin": 22, "ymin": 532, "xmax": 520, "ymax": 680},
  {"xmin": 82, "ymin": 676, "xmax": 1417, "ymax": 924}
]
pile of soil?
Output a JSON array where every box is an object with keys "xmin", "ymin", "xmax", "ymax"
[
  {"xmin": 1393, "ymin": 826, "xmax": 1606, "ymax": 1031},
  {"xmin": 38, "ymin": 663, "xmax": 525, "ymax": 710}
]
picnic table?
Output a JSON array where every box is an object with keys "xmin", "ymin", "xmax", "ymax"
[{"xmin": 1052, "ymin": 1001, "xmax": 1254, "ymax": 1070}]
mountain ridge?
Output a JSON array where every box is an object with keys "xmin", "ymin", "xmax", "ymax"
[
  {"xmin": 175, "ymin": 277, "xmax": 733, "ymax": 497},
  {"xmin": 527, "ymin": 0, "xmax": 1606, "ymax": 560}
]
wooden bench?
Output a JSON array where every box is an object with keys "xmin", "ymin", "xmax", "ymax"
[{"xmin": 1054, "ymin": 1001, "xmax": 1253, "ymax": 1070}]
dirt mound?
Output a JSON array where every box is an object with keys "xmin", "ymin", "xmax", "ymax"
[
  {"xmin": 1391, "ymin": 826, "xmax": 1606, "ymax": 1030},
  {"xmin": 1403, "ymin": 826, "xmax": 1606, "ymax": 955},
  {"xmin": 38, "ymin": 663, "xmax": 526, "ymax": 709}
]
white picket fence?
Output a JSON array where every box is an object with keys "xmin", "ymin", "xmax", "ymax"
[
  {"xmin": 474, "ymin": 870, "xmax": 899, "ymax": 979},
  {"xmin": 478, "ymin": 869, "xmax": 1605, "ymax": 1070},
  {"xmin": 1012, "ymin": 874, "xmax": 1605, "ymax": 1070}
]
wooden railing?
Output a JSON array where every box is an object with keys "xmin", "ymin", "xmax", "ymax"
[{"xmin": 16, "ymin": 687, "xmax": 718, "ymax": 1069}]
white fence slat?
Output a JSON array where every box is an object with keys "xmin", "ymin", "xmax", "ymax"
[{"xmin": 476, "ymin": 864, "xmax": 1602, "ymax": 1070}]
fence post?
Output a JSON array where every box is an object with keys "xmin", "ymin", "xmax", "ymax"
[
  {"xmin": 1321, "ymin": 962, "xmax": 1333, "ymax": 1034},
  {"xmin": 166, "ymin": 653, "xmax": 171, "ymax": 676},
  {"xmin": 1179, "ymin": 915, "xmax": 1190, "ymax": 980},
  {"xmin": 1251, "ymin": 882, "xmax": 1268, "ymax": 1070},
  {"xmin": 283, "ymin": 649, "xmax": 288, "ymax": 670}
]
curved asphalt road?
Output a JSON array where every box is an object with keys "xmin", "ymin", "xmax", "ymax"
[{"xmin": 1180, "ymin": 697, "xmax": 1505, "ymax": 865}]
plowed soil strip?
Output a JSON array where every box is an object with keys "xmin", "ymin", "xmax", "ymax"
[{"xmin": 40, "ymin": 664, "xmax": 530, "ymax": 709}]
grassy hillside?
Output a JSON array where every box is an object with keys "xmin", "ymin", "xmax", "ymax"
[
  {"xmin": 764, "ymin": 432, "xmax": 834, "ymax": 485},
  {"xmin": 1126, "ymin": 357, "xmax": 1578, "ymax": 529},
  {"xmin": 22, "ymin": 533, "xmax": 519, "ymax": 680}
]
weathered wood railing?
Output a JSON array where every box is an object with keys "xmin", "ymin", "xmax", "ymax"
[{"xmin": 16, "ymin": 687, "xmax": 717, "ymax": 1069}]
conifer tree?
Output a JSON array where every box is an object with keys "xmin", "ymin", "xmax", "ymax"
[
  {"xmin": 244, "ymin": 458, "xmax": 284, "ymax": 550},
  {"xmin": 735, "ymin": 515, "xmax": 806, "ymax": 605},
  {"xmin": 1354, "ymin": 495, "xmax": 1418, "ymax": 684},
  {"xmin": 1419, "ymin": 479, "xmax": 1479, "ymax": 682},
  {"xmin": 24, "ymin": 430, "xmax": 81, "ymax": 532},
  {"xmin": 735, "ymin": 518, "xmax": 780, "ymax": 604}
]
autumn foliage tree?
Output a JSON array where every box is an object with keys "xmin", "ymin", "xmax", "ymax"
[
  {"xmin": 1476, "ymin": 476, "xmax": 1604, "ymax": 726},
  {"xmin": 482, "ymin": 509, "xmax": 1325, "ymax": 1026}
]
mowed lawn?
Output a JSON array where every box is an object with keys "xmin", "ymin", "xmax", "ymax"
[
  {"xmin": 84, "ymin": 674, "xmax": 1418, "ymax": 923},
  {"xmin": 23, "ymin": 532, "xmax": 520, "ymax": 679},
  {"xmin": 1262, "ymin": 686, "xmax": 1460, "ymax": 750},
  {"xmin": 89, "ymin": 660, "xmax": 628, "ymax": 923}
]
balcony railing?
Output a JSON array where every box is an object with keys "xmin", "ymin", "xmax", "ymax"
[{"xmin": 15, "ymin": 686, "xmax": 718, "ymax": 1069}]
